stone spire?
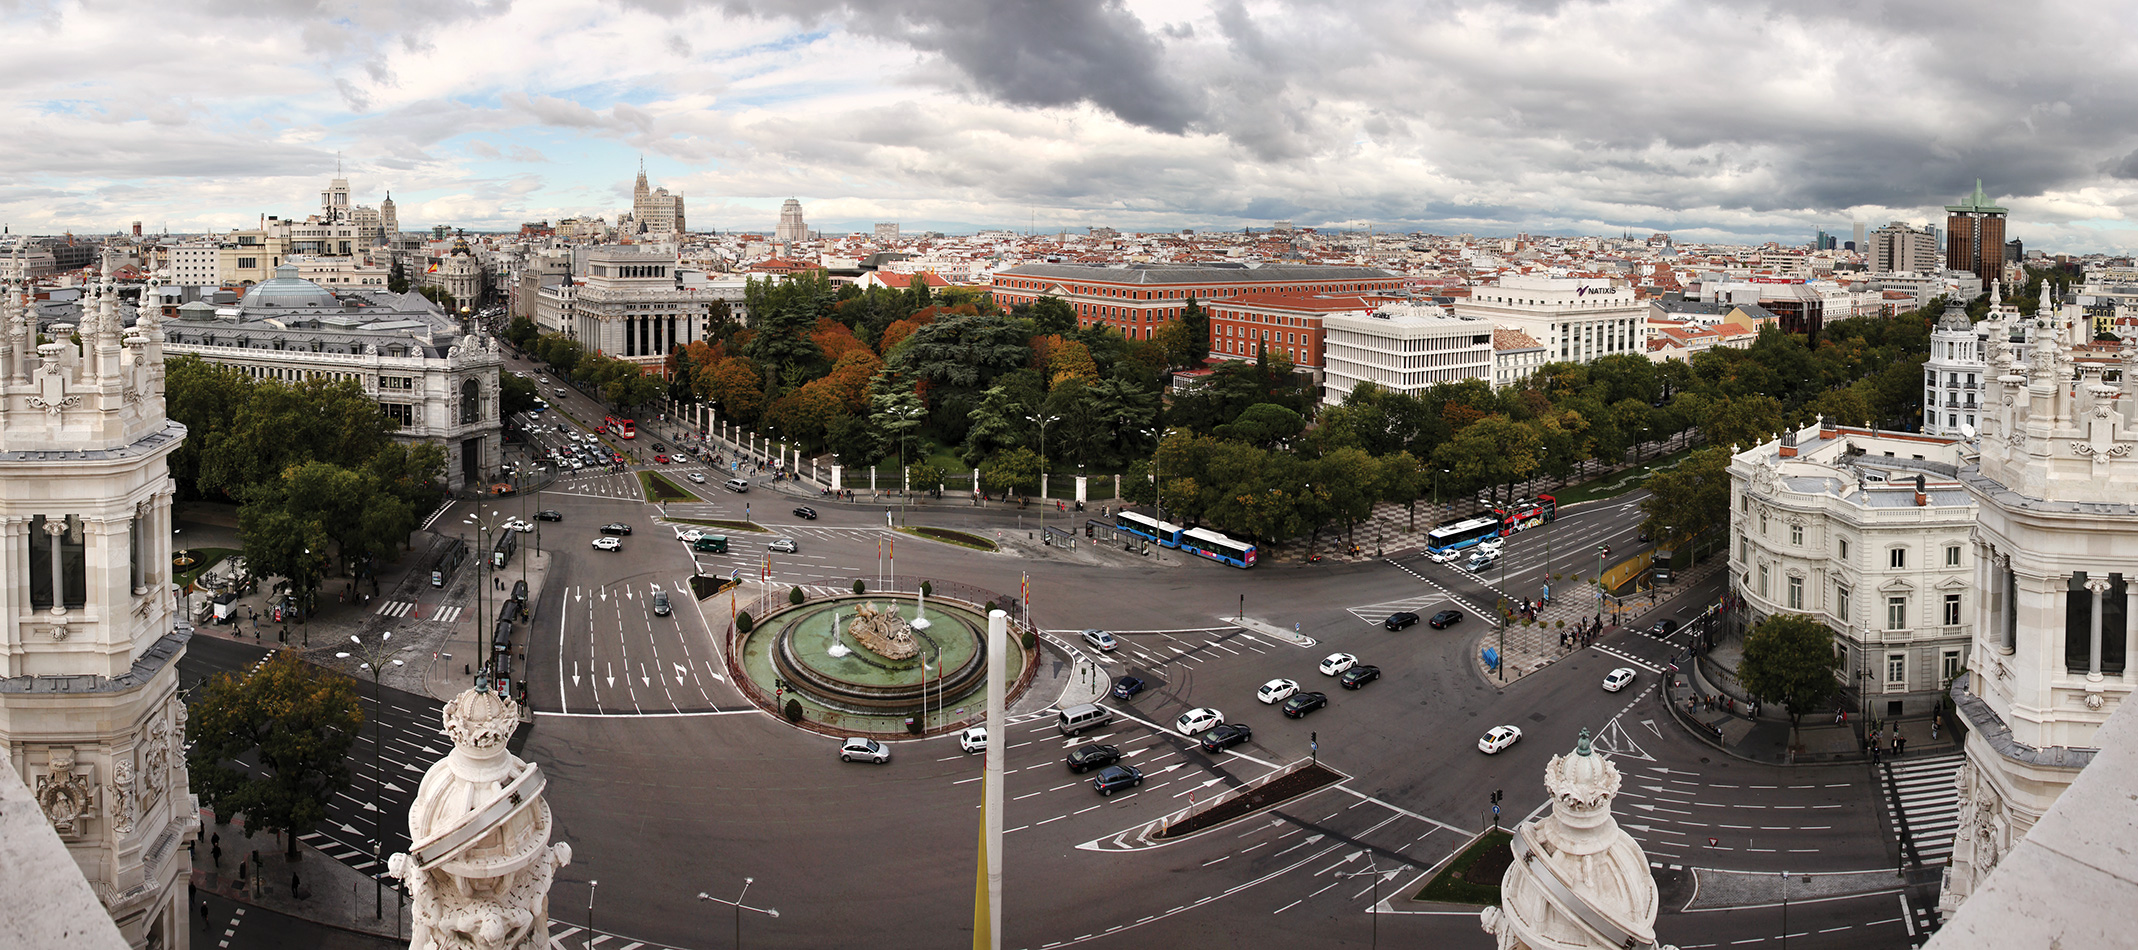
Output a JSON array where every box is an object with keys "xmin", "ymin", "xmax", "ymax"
[{"xmin": 1480, "ymin": 730, "xmax": 1671, "ymax": 950}]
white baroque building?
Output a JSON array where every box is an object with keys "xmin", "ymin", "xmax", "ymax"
[
  {"xmin": 158, "ymin": 264, "xmax": 503, "ymax": 490},
  {"xmin": 536, "ymin": 247, "xmax": 724, "ymax": 373},
  {"xmin": 1941, "ymin": 297, "xmax": 2138, "ymax": 914},
  {"xmin": 1451, "ymin": 275, "xmax": 1647, "ymax": 365},
  {"xmin": 0, "ymin": 265, "xmax": 199, "ymax": 948},
  {"xmin": 1729, "ymin": 422, "xmax": 1975, "ymax": 718}
]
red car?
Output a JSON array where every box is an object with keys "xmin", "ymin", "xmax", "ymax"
[{"xmin": 655, "ymin": 454, "xmax": 671, "ymax": 463}]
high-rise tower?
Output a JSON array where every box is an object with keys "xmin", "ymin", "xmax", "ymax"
[
  {"xmin": 775, "ymin": 199, "xmax": 806, "ymax": 244},
  {"xmin": 1945, "ymin": 179, "xmax": 2008, "ymax": 288},
  {"xmin": 0, "ymin": 255, "xmax": 198, "ymax": 948},
  {"xmin": 380, "ymin": 191, "xmax": 398, "ymax": 241}
]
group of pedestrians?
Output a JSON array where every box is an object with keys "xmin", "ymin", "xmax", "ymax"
[{"xmin": 1560, "ymin": 614, "xmax": 1606, "ymax": 650}]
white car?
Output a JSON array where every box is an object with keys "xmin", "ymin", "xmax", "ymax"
[
  {"xmin": 768, "ymin": 538, "xmax": 798, "ymax": 554},
  {"xmin": 1175, "ymin": 707, "xmax": 1225, "ymax": 736},
  {"xmin": 503, "ymin": 518, "xmax": 534, "ymax": 533},
  {"xmin": 590, "ymin": 537, "xmax": 622, "ymax": 551},
  {"xmin": 687, "ymin": 472, "xmax": 707, "ymax": 484},
  {"xmin": 675, "ymin": 528, "xmax": 706, "ymax": 543},
  {"xmin": 839, "ymin": 737, "xmax": 890, "ymax": 763},
  {"xmin": 1478, "ymin": 725, "xmax": 1523, "ymax": 754},
  {"xmin": 1602, "ymin": 668, "xmax": 1637, "ymax": 692},
  {"xmin": 1426, "ymin": 549, "xmax": 1457, "ymax": 564},
  {"xmin": 1318, "ymin": 652, "xmax": 1357, "ymax": 676},
  {"xmin": 1082, "ymin": 629, "xmax": 1118, "ymax": 651},
  {"xmin": 958, "ymin": 727, "xmax": 987, "ymax": 754},
  {"xmin": 1257, "ymin": 678, "xmax": 1300, "ymax": 704},
  {"xmin": 1476, "ymin": 538, "xmax": 1505, "ymax": 555}
]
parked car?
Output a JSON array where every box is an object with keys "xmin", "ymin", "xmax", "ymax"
[
  {"xmin": 1478, "ymin": 725, "xmax": 1523, "ymax": 754},
  {"xmin": 1091, "ymin": 765, "xmax": 1143, "ymax": 796},
  {"xmin": 600, "ymin": 523, "xmax": 632, "ymax": 535},
  {"xmin": 1339, "ymin": 665, "xmax": 1381, "ymax": 689},
  {"xmin": 792, "ymin": 506, "xmax": 818, "ymax": 520},
  {"xmin": 958, "ymin": 727, "xmax": 987, "ymax": 754},
  {"xmin": 1429, "ymin": 609, "xmax": 1465, "ymax": 629},
  {"xmin": 1175, "ymin": 707, "xmax": 1224, "ymax": 736},
  {"xmin": 591, "ymin": 537, "xmax": 622, "ymax": 552},
  {"xmin": 1257, "ymin": 678, "xmax": 1300, "ymax": 704},
  {"xmin": 1281, "ymin": 691, "xmax": 1328, "ymax": 719},
  {"xmin": 534, "ymin": 509, "xmax": 564, "ymax": 522},
  {"xmin": 1199, "ymin": 722, "xmax": 1253, "ymax": 753},
  {"xmin": 1318, "ymin": 652, "xmax": 1357, "ymax": 676},
  {"xmin": 1384, "ymin": 611, "xmax": 1419, "ymax": 631},
  {"xmin": 1110, "ymin": 676, "xmax": 1146, "ymax": 700},
  {"xmin": 839, "ymin": 737, "xmax": 891, "ymax": 763},
  {"xmin": 1066, "ymin": 744, "xmax": 1122, "ymax": 773},
  {"xmin": 768, "ymin": 538, "xmax": 798, "ymax": 554},
  {"xmin": 1082, "ymin": 629, "xmax": 1117, "ymax": 651},
  {"xmin": 1602, "ymin": 668, "xmax": 1637, "ymax": 692}
]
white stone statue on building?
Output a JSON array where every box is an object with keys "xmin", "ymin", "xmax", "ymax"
[
  {"xmin": 1480, "ymin": 729, "xmax": 1673, "ymax": 950},
  {"xmin": 389, "ymin": 688, "xmax": 571, "ymax": 950}
]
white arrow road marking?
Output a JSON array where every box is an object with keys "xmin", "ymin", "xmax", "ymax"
[
  {"xmin": 605, "ymin": 662, "xmax": 615, "ymax": 689},
  {"xmin": 674, "ymin": 662, "xmax": 688, "ymax": 679},
  {"xmin": 571, "ymin": 661, "xmax": 581, "ymax": 687}
]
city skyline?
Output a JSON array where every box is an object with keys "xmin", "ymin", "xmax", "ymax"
[{"xmin": 7, "ymin": 1, "xmax": 2138, "ymax": 251}]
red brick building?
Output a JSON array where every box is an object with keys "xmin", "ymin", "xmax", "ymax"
[{"xmin": 990, "ymin": 263, "xmax": 1402, "ymax": 341}]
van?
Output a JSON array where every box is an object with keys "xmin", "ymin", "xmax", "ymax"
[
  {"xmin": 723, "ymin": 478, "xmax": 750, "ymax": 494},
  {"xmin": 1057, "ymin": 703, "xmax": 1114, "ymax": 736},
  {"xmin": 692, "ymin": 535, "xmax": 729, "ymax": 553}
]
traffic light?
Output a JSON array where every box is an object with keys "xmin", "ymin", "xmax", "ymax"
[{"xmin": 1491, "ymin": 789, "xmax": 1502, "ymax": 805}]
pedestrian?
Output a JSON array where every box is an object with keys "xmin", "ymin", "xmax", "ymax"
[
  {"xmin": 1897, "ymin": 734, "xmax": 1907, "ymax": 756},
  {"xmin": 291, "ymin": 871, "xmax": 303, "ymax": 900},
  {"xmin": 211, "ymin": 842, "xmax": 221, "ymax": 867},
  {"xmin": 200, "ymin": 901, "xmax": 210, "ymax": 930},
  {"xmin": 1931, "ymin": 718, "xmax": 1940, "ymax": 741}
]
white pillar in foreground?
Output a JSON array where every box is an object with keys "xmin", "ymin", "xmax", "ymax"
[{"xmin": 976, "ymin": 609, "xmax": 1007, "ymax": 949}]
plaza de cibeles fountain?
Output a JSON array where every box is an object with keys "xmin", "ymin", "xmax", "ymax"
[{"xmin": 761, "ymin": 592, "xmax": 1013, "ymax": 721}]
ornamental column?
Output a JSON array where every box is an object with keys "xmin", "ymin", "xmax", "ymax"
[{"xmin": 2086, "ymin": 576, "xmax": 2111, "ymax": 681}]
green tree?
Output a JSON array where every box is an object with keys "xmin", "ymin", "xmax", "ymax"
[
  {"xmin": 186, "ymin": 649, "xmax": 362, "ymax": 858},
  {"xmin": 1214, "ymin": 402, "xmax": 1305, "ymax": 449},
  {"xmin": 980, "ymin": 447, "xmax": 1043, "ymax": 497},
  {"xmin": 1027, "ymin": 296, "xmax": 1077, "ymax": 337},
  {"xmin": 909, "ymin": 461, "xmax": 947, "ymax": 493},
  {"xmin": 499, "ymin": 371, "xmax": 540, "ymax": 419},
  {"xmin": 1180, "ymin": 297, "xmax": 1209, "ymax": 362},
  {"xmin": 504, "ymin": 315, "xmax": 539, "ymax": 348},
  {"xmin": 1638, "ymin": 446, "xmax": 1730, "ymax": 549},
  {"xmin": 1736, "ymin": 614, "xmax": 1844, "ymax": 734}
]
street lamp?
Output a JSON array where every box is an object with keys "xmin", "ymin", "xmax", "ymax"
[
  {"xmin": 1335, "ymin": 854, "xmax": 1386, "ymax": 950},
  {"xmin": 463, "ymin": 508, "xmax": 508, "ymax": 688},
  {"xmin": 1027, "ymin": 412, "xmax": 1057, "ymax": 539},
  {"xmin": 699, "ymin": 877, "xmax": 779, "ymax": 949},
  {"xmin": 889, "ymin": 406, "xmax": 921, "ymax": 526},
  {"xmin": 337, "ymin": 631, "xmax": 405, "ymax": 919}
]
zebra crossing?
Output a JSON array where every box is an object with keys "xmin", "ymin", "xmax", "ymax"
[
  {"xmin": 375, "ymin": 601, "xmax": 462, "ymax": 623},
  {"xmin": 547, "ymin": 922, "xmax": 688, "ymax": 950},
  {"xmin": 1884, "ymin": 751, "xmax": 1965, "ymax": 863}
]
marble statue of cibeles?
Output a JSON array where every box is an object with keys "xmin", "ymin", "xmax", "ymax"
[
  {"xmin": 390, "ymin": 688, "xmax": 571, "ymax": 950},
  {"xmin": 847, "ymin": 601, "xmax": 921, "ymax": 660}
]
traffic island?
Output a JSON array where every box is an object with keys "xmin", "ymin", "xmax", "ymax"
[
  {"xmin": 897, "ymin": 525, "xmax": 999, "ymax": 551},
  {"xmin": 1413, "ymin": 828, "xmax": 1513, "ymax": 905},
  {"xmin": 637, "ymin": 470, "xmax": 700, "ymax": 502},
  {"xmin": 1153, "ymin": 760, "xmax": 1343, "ymax": 839}
]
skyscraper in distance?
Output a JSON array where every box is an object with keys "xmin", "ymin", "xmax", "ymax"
[
  {"xmin": 776, "ymin": 199, "xmax": 807, "ymax": 244},
  {"xmin": 1946, "ymin": 179, "xmax": 2008, "ymax": 288}
]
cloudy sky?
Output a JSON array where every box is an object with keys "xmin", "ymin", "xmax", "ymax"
[{"xmin": 7, "ymin": 0, "xmax": 2138, "ymax": 250}]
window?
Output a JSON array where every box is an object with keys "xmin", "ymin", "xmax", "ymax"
[
  {"xmin": 1945, "ymin": 545, "xmax": 1961, "ymax": 567},
  {"xmin": 1944, "ymin": 593, "xmax": 1962, "ymax": 626},
  {"xmin": 1787, "ymin": 576, "xmax": 1803, "ymax": 609},
  {"xmin": 1890, "ymin": 548, "xmax": 1906, "ymax": 569},
  {"xmin": 1759, "ymin": 565, "xmax": 1770, "ymax": 598},
  {"xmin": 1742, "ymin": 496, "xmax": 1750, "ymax": 513},
  {"xmin": 1887, "ymin": 653, "xmax": 1908, "ymax": 686},
  {"xmin": 381, "ymin": 402, "xmax": 413, "ymax": 428},
  {"xmin": 1739, "ymin": 540, "xmax": 1749, "ymax": 563},
  {"xmin": 1838, "ymin": 538, "xmax": 1849, "ymax": 560},
  {"xmin": 1836, "ymin": 585, "xmax": 1851, "ymax": 622},
  {"xmin": 1943, "ymin": 650, "xmax": 1963, "ymax": 683},
  {"xmin": 27, "ymin": 515, "xmax": 87, "ymax": 610},
  {"xmin": 1790, "ymin": 524, "xmax": 1803, "ymax": 545},
  {"xmin": 1887, "ymin": 596, "xmax": 1908, "ymax": 630},
  {"xmin": 1760, "ymin": 513, "xmax": 1768, "ymax": 535}
]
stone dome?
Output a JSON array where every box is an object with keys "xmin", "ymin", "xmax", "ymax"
[{"xmin": 237, "ymin": 264, "xmax": 340, "ymax": 311}]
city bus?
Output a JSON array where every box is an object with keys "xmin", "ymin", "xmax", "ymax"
[
  {"xmin": 1496, "ymin": 494, "xmax": 1557, "ymax": 534},
  {"xmin": 1178, "ymin": 527, "xmax": 1256, "ymax": 568},
  {"xmin": 1114, "ymin": 510, "xmax": 1183, "ymax": 548},
  {"xmin": 1425, "ymin": 515, "xmax": 1504, "ymax": 556},
  {"xmin": 605, "ymin": 416, "xmax": 637, "ymax": 439}
]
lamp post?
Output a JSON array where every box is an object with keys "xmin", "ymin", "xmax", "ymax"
[
  {"xmin": 336, "ymin": 631, "xmax": 405, "ymax": 919},
  {"xmin": 1336, "ymin": 854, "xmax": 1385, "ymax": 950},
  {"xmin": 699, "ymin": 878, "xmax": 779, "ymax": 949},
  {"xmin": 587, "ymin": 879, "xmax": 598, "ymax": 950},
  {"xmin": 1027, "ymin": 412, "xmax": 1057, "ymax": 538},
  {"xmin": 889, "ymin": 406, "xmax": 921, "ymax": 526},
  {"xmin": 463, "ymin": 508, "xmax": 507, "ymax": 688}
]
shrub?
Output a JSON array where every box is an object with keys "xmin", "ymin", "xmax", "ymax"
[
  {"xmin": 737, "ymin": 611, "xmax": 755, "ymax": 633},
  {"xmin": 984, "ymin": 600, "xmax": 997, "ymax": 613},
  {"xmin": 919, "ymin": 580, "xmax": 933, "ymax": 597},
  {"xmin": 1022, "ymin": 631, "xmax": 1036, "ymax": 650},
  {"xmin": 852, "ymin": 579, "xmax": 866, "ymax": 595},
  {"xmin": 788, "ymin": 586, "xmax": 805, "ymax": 605},
  {"xmin": 783, "ymin": 698, "xmax": 802, "ymax": 722}
]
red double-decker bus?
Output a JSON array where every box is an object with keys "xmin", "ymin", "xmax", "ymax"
[
  {"xmin": 603, "ymin": 416, "xmax": 637, "ymax": 439},
  {"xmin": 1495, "ymin": 494, "xmax": 1557, "ymax": 534}
]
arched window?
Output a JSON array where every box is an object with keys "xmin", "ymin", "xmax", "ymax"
[{"xmin": 460, "ymin": 378, "xmax": 480, "ymax": 425}]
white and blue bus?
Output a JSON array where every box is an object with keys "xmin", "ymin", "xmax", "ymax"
[
  {"xmin": 1425, "ymin": 515, "xmax": 1503, "ymax": 556},
  {"xmin": 1115, "ymin": 510, "xmax": 1184, "ymax": 548},
  {"xmin": 1178, "ymin": 527, "xmax": 1257, "ymax": 568}
]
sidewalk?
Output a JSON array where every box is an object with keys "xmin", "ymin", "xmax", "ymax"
[
  {"xmin": 1662, "ymin": 663, "xmax": 1960, "ymax": 765},
  {"xmin": 1470, "ymin": 548, "xmax": 1729, "ymax": 685},
  {"xmin": 190, "ymin": 809, "xmax": 411, "ymax": 944}
]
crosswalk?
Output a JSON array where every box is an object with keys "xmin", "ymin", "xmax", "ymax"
[
  {"xmin": 548, "ymin": 922, "xmax": 688, "ymax": 950},
  {"xmin": 1884, "ymin": 751, "xmax": 1964, "ymax": 864},
  {"xmin": 375, "ymin": 601, "xmax": 462, "ymax": 623}
]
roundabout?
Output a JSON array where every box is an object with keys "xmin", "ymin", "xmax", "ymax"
[{"xmin": 735, "ymin": 592, "xmax": 1031, "ymax": 733}]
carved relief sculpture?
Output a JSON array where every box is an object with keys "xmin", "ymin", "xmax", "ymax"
[{"xmin": 35, "ymin": 748, "xmax": 96, "ymax": 836}]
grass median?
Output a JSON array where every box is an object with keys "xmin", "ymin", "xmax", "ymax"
[
  {"xmin": 897, "ymin": 526, "xmax": 999, "ymax": 551},
  {"xmin": 639, "ymin": 471, "xmax": 701, "ymax": 503},
  {"xmin": 1414, "ymin": 829, "xmax": 1514, "ymax": 904}
]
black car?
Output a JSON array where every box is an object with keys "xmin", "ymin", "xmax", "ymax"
[
  {"xmin": 1111, "ymin": 676, "xmax": 1146, "ymax": 700},
  {"xmin": 600, "ymin": 522, "xmax": 632, "ymax": 535},
  {"xmin": 534, "ymin": 509, "xmax": 564, "ymax": 522},
  {"xmin": 1282, "ymin": 691, "xmax": 1328, "ymax": 718},
  {"xmin": 793, "ymin": 506, "xmax": 818, "ymax": 520},
  {"xmin": 1091, "ymin": 764, "xmax": 1143, "ymax": 795},
  {"xmin": 1066, "ymin": 744, "xmax": 1122, "ymax": 773},
  {"xmin": 1384, "ymin": 611, "xmax": 1420, "ymax": 631},
  {"xmin": 1339, "ymin": 665, "xmax": 1381, "ymax": 689},
  {"xmin": 1200, "ymin": 722, "xmax": 1253, "ymax": 753},
  {"xmin": 1652, "ymin": 618, "xmax": 1680, "ymax": 637},
  {"xmin": 1428, "ymin": 609, "xmax": 1464, "ymax": 629}
]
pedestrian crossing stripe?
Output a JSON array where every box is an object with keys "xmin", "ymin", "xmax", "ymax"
[
  {"xmin": 373, "ymin": 602, "xmax": 460, "ymax": 623},
  {"xmin": 1589, "ymin": 642, "xmax": 1664, "ymax": 674},
  {"xmin": 1885, "ymin": 752, "xmax": 1964, "ymax": 862}
]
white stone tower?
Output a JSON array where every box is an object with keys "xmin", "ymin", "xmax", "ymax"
[
  {"xmin": 1923, "ymin": 296, "xmax": 1984, "ymax": 437},
  {"xmin": 1941, "ymin": 290, "xmax": 2138, "ymax": 914},
  {"xmin": 381, "ymin": 192, "xmax": 399, "ymax": 241},
  {"xmin": 0, "ymin": 255, "xmax": 198, "ymax": 948},
  {"xmin": 1480, "ymin": 730, "xmax": 1671, "ymax": 950},
  {"xmin": 389, "ymin": 688, "xmax": 570, "ymax": 950},
  {"xmin": 775, "ymin": 198, "xmax": 806, "ymax": 244}
]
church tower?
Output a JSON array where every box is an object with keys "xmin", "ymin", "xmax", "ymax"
[
  {"xmin": 0, "ymin": 253, "xmax": 198, "ymax": 948},
  {"xmin": 380, "ymin": 191, "xmax": 399, "ymax": 242},
  {"xmin": 1942, "ymin": 291, "xmax": 2138, "ymax": 914}
]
